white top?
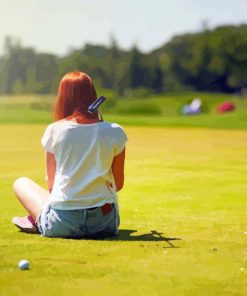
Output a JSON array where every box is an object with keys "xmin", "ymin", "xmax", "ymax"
[{"xmin": 41, "ymin": 119, "xmax": 128, "ymax": 210}]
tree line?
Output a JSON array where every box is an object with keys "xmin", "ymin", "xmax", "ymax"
[{"xmin": 0, "ymin": 24, "xmax": 246, "ymax": 96}]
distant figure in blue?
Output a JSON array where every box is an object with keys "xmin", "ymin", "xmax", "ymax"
[{"xmin": 182, "ymin": 98, "xmax": 202, "ymax": 115}]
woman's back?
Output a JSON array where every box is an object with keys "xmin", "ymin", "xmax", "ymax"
[{"xmin": 42, "ymin": 120, "xmax": 127, "ymax": 210}]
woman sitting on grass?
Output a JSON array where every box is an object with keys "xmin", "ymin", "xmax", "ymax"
[{"xmin": 12, "ymin": 71, "xmax": 127, "ymax": 238}]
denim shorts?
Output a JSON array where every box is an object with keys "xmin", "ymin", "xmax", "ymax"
[{"xmin": 37, "ymin": 203, "xmax": 119, "ymax": 239}]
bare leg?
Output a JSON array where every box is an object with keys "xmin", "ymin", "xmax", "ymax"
[{"xmin": 13, "ymin": 177, "xmax": 49, "ymax": 221}]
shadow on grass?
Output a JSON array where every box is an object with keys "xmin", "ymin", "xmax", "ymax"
[
  {"xmin": 104, "ymin": 229, "xmax": 181, "ymax": 248},
  {"xmin": 17, "ymin": 229, "xmax": 181, "ymax": 248}
]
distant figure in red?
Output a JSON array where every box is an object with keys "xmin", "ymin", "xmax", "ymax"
[{"xmin": 217, "ymin": 101, "xmax": 235, "ymax": 114}]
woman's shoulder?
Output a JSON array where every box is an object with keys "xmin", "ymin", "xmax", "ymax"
[
  {"xmin": 101, "ymin": 122, "xmax": 125, "ymax": 131},
  {"xmin": 45, "ymin": 119, "xmax": 69, "ymax": 131},
  {"xmin": 100, "ymin": 122, "xmax": 126, "ymax": 135},
  {"xmin": 100, "ymin": 122, "xmax": 127, "ymax": 139}
]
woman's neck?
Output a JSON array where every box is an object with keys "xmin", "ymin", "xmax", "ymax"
[{"xmin": 66, "ymin": 111, "xmax": 101, "ymax": 124}]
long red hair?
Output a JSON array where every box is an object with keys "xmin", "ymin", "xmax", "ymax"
[{"xmin": 54, "ymin": 71, "xmax": 97, "ymax": 121}]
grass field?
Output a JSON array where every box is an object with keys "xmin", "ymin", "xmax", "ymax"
[
  {"xmin": 1, "ymin": 123, "xmax": 247, "ymax": 295},
  {"xmin": 1, "ymin": 93, "xmax": 247, "ymax": 295},
  {"xmin": 0, "ymin": 92, "xmax": 247, "ymax": 129}
]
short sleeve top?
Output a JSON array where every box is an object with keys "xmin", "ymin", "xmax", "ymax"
[{"xmin": 41, "ymin": 120, "xmax": 128, "ymax": 210}]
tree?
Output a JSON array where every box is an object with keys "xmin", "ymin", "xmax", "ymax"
[
  {"xmin": 2, "ymin": 37, "xmax": 35, "ymax": 93},
  {"xmin": 107, "ymin": 35, "xmax": 121, "ymax": 91},
  {"xmin": 0, "ymin": 25, "xmax": 246, "ymax": 95},
  {"xmin": 158, "ymin": 25, "xmax": 247, "ymax": 93},
  {"xmin": 129, "ymin": 45, "xmax": 145, "ymax": 88},
  {"xmin": 152, "ymin": 65, "xmax": 163, "ymax": 92}
]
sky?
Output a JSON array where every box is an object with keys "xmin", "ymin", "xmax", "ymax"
[{"xmin": 0, "ymin": 0, "xmax": 246, "ymax": 56}]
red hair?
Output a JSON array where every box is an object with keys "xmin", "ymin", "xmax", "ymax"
[{"xmin": 54, "ymin": 71, "xmax": 97, "ymax": 120}]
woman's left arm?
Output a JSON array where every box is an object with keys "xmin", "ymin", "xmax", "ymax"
[{"xmin": 45, "ymin": 152, "xmax": 56, "ymax": 193}]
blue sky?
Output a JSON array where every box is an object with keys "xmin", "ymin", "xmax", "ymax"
[{"xmin": 0, "ymin": 0, "xmax": 246, "ymax": 55}]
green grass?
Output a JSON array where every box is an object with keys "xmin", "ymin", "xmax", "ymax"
[
  {"xmin": 1, "ymin": 125, "xmax": 247, "ymax": 295},
  {"xmin": 1, "ymin": 93, "xmax": 247, "ymax": 294},
  {"xmin": 0, "ymin": 92, "xmax": 247, "ymax": 129}
]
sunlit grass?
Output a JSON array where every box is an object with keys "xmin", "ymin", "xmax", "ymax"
[{"xmin": 1, "ymin": 125, "xmax": 247, "ymax": 295}]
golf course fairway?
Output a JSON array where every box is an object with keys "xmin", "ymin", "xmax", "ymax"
[{"xmin": 1, "ymin": 125, "xmax": 247, "ymax": 295}]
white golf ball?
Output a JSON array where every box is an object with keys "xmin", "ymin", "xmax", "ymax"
[{"xmin": 18, "ymin": 259, "xmax": 29, "ymax": 270}]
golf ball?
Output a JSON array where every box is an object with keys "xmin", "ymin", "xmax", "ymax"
[{"xmin": 18, "ymin": 259, "xmax": 29, "ymax": 270}]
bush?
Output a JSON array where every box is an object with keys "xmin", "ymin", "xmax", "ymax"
[
  {"xmin": 30, "ymin": 102, "xmax": 52, "ymax": 111},
  {"xmin": 117, "ymin": 102, "xmax": 162, "ymax": 116},
  {"xmin": 123, "ymin": 88, "xmax": 153, "ymax": 99}
]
